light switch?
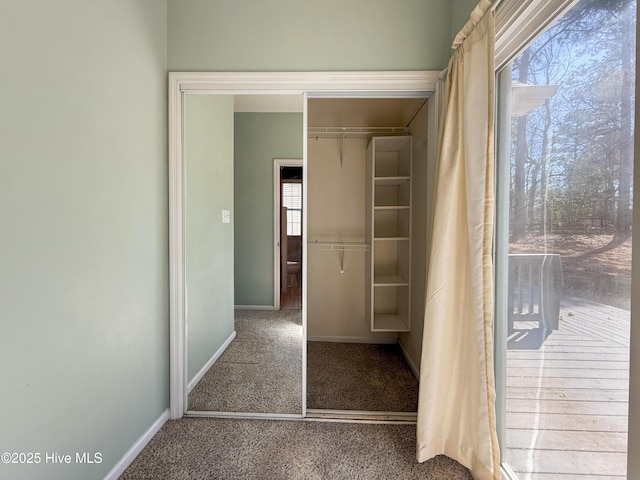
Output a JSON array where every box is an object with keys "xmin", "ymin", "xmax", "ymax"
[{"xmin": 222, "ymin": 209, "xmax": 231, "ymax": 224}]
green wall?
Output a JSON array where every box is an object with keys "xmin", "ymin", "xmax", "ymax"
[
  {"xmin": 451, "ymin": 0, "xmax": 482, "ymax": 41},
  {"xmin": 234, "ymin": 113, "xmax": 303, "ymax": 306},
  {"xmin": 168, "ymin": 0, "xmax": 453, "ymax": 71},
  {"xmin": 0, "ymin": 1, "xmax": 168, "ymax": 479},
  {"xmin": 186, "ymin": 95, "xmax": 236, "ymax": 380}
]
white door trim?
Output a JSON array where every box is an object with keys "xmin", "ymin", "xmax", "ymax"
[
  {"xmin": 169, "ymin": 71, "xmax": 438, "ymax": 420},
  {"xmin": 169, "ymin": 71, "xmax": 438, "ymax": 96},
  {"xmin": 273, "ymin": 158, "xmax": 303, "ymax": 311}
]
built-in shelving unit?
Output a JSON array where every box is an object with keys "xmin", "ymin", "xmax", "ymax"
[{"xmin": 365, "ymin": 136, "xmax": 412, "ymax": 332}]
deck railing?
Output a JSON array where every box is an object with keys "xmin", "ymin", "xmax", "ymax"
[{"xmin": 508, "ymin": 253, "xmax": 563, "ymax": 339}]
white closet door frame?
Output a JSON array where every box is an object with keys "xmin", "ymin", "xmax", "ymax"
[{"xmin": 169, "ymin": 71, "xmax": 438, "ymax": 420}]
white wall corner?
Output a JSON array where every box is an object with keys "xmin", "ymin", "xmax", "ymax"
[{"xmin": 397, "ymin": 337, "xmax": 420, "ymax": 378}]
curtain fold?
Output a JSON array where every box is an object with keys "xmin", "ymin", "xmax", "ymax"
[{"xmin": 416, "ymin": 1, "xmax": 500, "ymax": 479}]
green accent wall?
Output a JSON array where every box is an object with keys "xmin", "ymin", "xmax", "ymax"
[
  {"xmin": 451, "ymin": 0, "xmax": 481, "ymax": 41},
  {"xmin": 234, "ymin": 113, "xmax": 303, "ymax": 306},
  {"xmin": 0, "ymin": 1, "xmax": 168, "ymax": 479},
  {"xmin": 168, "ymin": 0, "xmax": 453, "ymax": 71},
  {"xmin": 185, "ymin": 95, "xmax": 236, "ymax": 381}
]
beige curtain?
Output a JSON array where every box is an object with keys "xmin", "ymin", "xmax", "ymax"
[{"xmin": 416, "ymin": 1, "xmax": 500, "ymax": 479}]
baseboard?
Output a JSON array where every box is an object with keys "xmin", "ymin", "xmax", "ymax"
[
  {"xmin": 307, "ymin": 336, "xmax": 398, "ymax": 344},
  {"xmin": 187, "ymin": 331, "xmax": 236, "ymax": 394},
  {"xmin": 397, "ymin": 338, "xmax": 420, "ymax": 378},
  {"xmin": 103, "ymin": 408, "xmax": 169, "ymax": 480},
  {"xmin": 234, "ymin": 305, "xmax": 275, "ymax": 310}
]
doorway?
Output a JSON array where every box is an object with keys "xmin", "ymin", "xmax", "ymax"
[
  {"xmin": 274, "ymin": 160, "xmax": 304, "ymax": 311},
  {"xmin": 168, "ymin": 71, "xmax": 439, "ymax": 419}
]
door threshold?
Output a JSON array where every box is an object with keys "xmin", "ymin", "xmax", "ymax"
[
  {"xmin": 185, "ymin": 410, "xmax": 303, "ymax": 421},
  {"xmin": 305, "ymin": 409, "xmax": 417, "ymax": 424},
  {"xmin": 184, "ymin": 409, "xmax": 417, "ymax": 425}
]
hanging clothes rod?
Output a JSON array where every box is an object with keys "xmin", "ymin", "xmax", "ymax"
[
  {"xmin": 307, "ymin": 126, "xmax": 409, "ymax": 139},
  {"xmin": 307, "ymin": 238, "xmax": 369, "ymax": 274}
]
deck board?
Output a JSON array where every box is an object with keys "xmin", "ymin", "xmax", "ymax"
[
  {"xmin": 504, "ymin": 296, "xmax": 630, "ymax": 478},
  {"xmin": 507, "ymin": 387, "xmax": 628, "ymax": 402},
  {"xmin": 507, "ymin": 449, "xmax": 627, "ymax": 476},
  {"xmin": 507, "ymin": 399, "xmax": 628, "ymax": 416},
  {"xmin": 507, "ymin": 428, "xmax": 628, "ymax": 451}
]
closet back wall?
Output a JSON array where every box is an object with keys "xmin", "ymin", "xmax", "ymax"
[
  {"xmin": 307, "ymin": 138, "xmax": 390, "ymax": 341},
  {"xmin": 234, "ymin": 112, "xmax": 303, "ymax": 307}
]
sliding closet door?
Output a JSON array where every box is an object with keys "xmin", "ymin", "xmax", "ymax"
[{"xmin": 184, "ymin": 94, "xmax": 235, "ymax": 388}]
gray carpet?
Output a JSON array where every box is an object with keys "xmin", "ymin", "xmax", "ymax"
[
  {"xmin": 188, "ymin": 309, "xmax": 303, "ymax": 414},
  {"xmin": 307, "ymin": 342, "xmax": 418, "ymax": 412},
  {"xmin": 119, "ymin": 418, "xmax": 473, "ymax": 480}
]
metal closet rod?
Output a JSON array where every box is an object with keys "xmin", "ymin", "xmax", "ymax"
[
  {"xmin": 307, "ymin": 126, "xmax": 409, "ymax": 138},
  {"xmin": 307, "ymin": 238, "xmax": 370, "ymax": 274},
  {"xmin": 308, "ymin": 127, "xmax": 410, "ymax": 167}
]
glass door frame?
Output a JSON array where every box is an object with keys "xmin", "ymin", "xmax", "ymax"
[
  {"xmin": 494, "ymin": 63, "xmax": 512, "ymax": 468},
  {"xmin": 492, "ymin": 2, "xmax": 640, "ymax": 477}
]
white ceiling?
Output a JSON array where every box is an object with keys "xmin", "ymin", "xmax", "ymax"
[{"xmin": 308, "ymin": 98, "xmax": 427, "ymax": 128}]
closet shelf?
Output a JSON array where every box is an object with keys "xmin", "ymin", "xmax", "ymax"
[
  {"xmin": 308, "ymin": 126, "xmax": 409, "ymax": 140},
  {"xmin": 374, "ymin": 275, "xmax": 409, "ymax": 286},
  {"xmin": 374, "ymin": 176, "xmax": 410, "ymax": 186},
  {"xmin": 366, "ymin": 135, "xmax": 413, "ymax": 333},
  {"xmin": 373, "ymin": 236, "xmax": 410, "ymax": 241},
  {"xmin": 374, "ymin": 205, "xmax": 410, "ymax": 211},
  {"xmin": 372, "ymin": 314, "xmax": 410, "ymax": 332},
  {"xmin": 308, "ymin": 239, "xmax": 370, "ymax": 251}
]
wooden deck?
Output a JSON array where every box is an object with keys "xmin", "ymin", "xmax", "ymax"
[{"xmin": 505, "ymin": 296, "xmax": 630, "ymax": 480}]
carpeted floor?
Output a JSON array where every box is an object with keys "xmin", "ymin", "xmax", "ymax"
[
  {"xmin": 119, "ymin": 417, "xmax": 473, "ymax": 480},
  {"xmin": 189, "ymin": 309, "xmax": 418, "ymax": 414},
  {"xmin": 188, "ymin": 309, "xmax": 303, "ymax": 414},
  {"xmin": 307, "ymin": 342, "xmax": 418, "ymax": 412}
]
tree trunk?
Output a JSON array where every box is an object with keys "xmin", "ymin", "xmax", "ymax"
[
  {"xmin": 539, "ymin": 99, "xmax": 553, "ymax": 235},
  {"xmin": 617, "ymin": 0, "xmax": 633, "ymax": 235},
  {"xmin": 512, "ymin": 49, "xmax": 530, "ymax": 241}
]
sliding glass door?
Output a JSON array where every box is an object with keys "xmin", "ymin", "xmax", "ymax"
[{"xmin": 496, "ymin": 1, "xmax": 636, "ymax": 477}]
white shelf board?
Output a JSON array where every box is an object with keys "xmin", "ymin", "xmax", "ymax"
[
  {"xmin": 374, "ymin": 176, "xmax": 410, "ymax": 186},
  {"xmin": 374, "ymin": 275, "xmax": 409, "ymax": 286},
  {"xmin": 374, "ymin": 205, "xmax": 410, "ymax": 211},
  {"xmin": 373, "ymin": 236, "xmax": 410, "ymax": 241},
  {"xmin": 372, "ymin": 313, "xmax": 410, "ymax": 332},
  {"xmin": 372, "ymin": 136, "xmax": 412, "ymax": 152}
]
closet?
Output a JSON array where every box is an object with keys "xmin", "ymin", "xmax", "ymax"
[{"xmin": 306, "ymin": 98, "xmax": 430, "ymax": 413}]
